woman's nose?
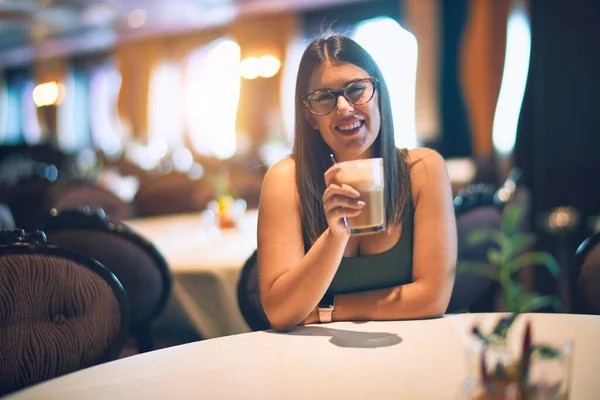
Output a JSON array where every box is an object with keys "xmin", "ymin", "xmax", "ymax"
[{"xmin": 336, "ymin": 95, "xmax": 354, "ymax": 115}]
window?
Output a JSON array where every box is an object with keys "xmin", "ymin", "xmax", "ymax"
[
  {"xmin": 492, "ymin": 2, "xmax": 531, "ymax": 155},
  {"xmin": 148, "ymin": 62, "xmax": 184, "ymax": 151},
  {"xmin": 353, "ymin": 17, "xmax": 419, "ymax": 149},
  {"xmin": 90, "ymin": 60, "xmax": 124, "ymax": 159},
  {"xmin": 57, "ymin": 67, "xmax": 91, "ymax": 152},
  {"xmin": 279, "ymin": 36, "xmax": 305, "ymax": 145},
  {"xmin": 0, "ymin": 71, "xmax": 26, "ymax": 144},
  {"xmin": 184, "ymin": 38, "xmax": 241, "ymax": 159}
]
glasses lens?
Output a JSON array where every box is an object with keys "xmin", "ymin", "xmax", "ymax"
[
  {"xmin": 308, "ymin": 91, "xmax": 336, "ymax": 115},
  {"xmin": 345, "ymin": 79, "xmax": 374, "ymax": 105}
]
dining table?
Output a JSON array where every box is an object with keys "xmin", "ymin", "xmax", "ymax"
[
  {"xmin": 123, "ymin": 209, "xmax": 257, "ymax": 339},
  {"xmin": 6, "ymin": 313, "xmax": 600, "ymax": 399}
]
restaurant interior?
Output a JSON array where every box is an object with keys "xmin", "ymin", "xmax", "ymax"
[{"xmin": 1, "ymin": 0, "xmax": 599, "ymax": 398}]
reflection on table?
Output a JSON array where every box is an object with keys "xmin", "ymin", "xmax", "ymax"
[
  {"xmin": 124, "ymin": 210, "xmax": 257, "ymax": 339},
  {"xmin": 6, "ymin": 313, "xmax": 600, "ymax": 400}
]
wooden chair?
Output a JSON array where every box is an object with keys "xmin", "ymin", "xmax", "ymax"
[
  {"xmin": 572, "ymin": 231, "xmax": 600, "ymax": 314},
  {"xmin": 447, "ymin": 185, "xmax": 503, "ymax": 313},
  {"xmin": 53, "ymin": 183, "xmax": 134, "ymax": 222},
  {"xmin": 0, "ymin": 229, "xmax": 129, "ymax": 396},
  {"xmin": 43, "ymin": 209, "xmax": 171, "ymax": 354}
]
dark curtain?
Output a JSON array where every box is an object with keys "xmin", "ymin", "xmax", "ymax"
[
  {"xmin": 515, "ymin": 0, "xmax": 600, "ymax": 299},
  {"xmin": 437, "ymin": 0, "xmax": 472, "ymax": 158}
]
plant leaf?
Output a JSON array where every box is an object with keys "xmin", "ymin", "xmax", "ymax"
[
  {"xmin": 530, "ymin": 344, "xmax": 562, "ymax": 359},
  {"xmin": 456, "ymin": 261, "xmax": 500, "ymax": 281},
  {"xmin": 502, "ymin": 204, "xmax": 524, "ymax": 236},
  {"xmin": 505, "ymin": 233, "xmax": 537, "ymax": 258},
  {"xmin": 487, "ymin": 248, "xmax": 503, "ymax": 266},
  {"xmin": 466, "ymin": 229, "xmax": 503, "ymax": 247},
  {"xmin": 526, "ymin": 294, "xmax": 561, "ymax": 312},
  {"xmin": 506, "ymin": 252, "xmax": 561, "ymax": 277},
  {"xmin": 491, "ymin": 313, "xmax": 520, "ymax": 338},
  {"xmin": 501, "ymin": 281, "xmax": 526, "ymax": 311}
]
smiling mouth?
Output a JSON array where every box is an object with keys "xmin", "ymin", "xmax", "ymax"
[{"xmin": 335, "ymin": 120, "xmax": 365, "ymax": 135}]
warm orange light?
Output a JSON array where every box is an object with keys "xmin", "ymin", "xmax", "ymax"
[
  {"xmin": 240, "ymin": 55, "xmax": 281, "ymax": 79},
  {"xmin": 240, "ymin": 57, "xmax": 260, "ymax": 80},
  {"xmin": 32, "ymin": 82, "xmax": 65, "ymax": 107},
  {"xmin": 128, "ymin": 9, "xmax": 147, "ymax": 29},
  {"xmin": 258, "ymin": 55, "xmax": 281, "ymax": 78}
]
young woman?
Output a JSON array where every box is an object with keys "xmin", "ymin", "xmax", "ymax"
[{"xmin": 258, "ymin": 34, "xmax": 457, "ymax": 331}]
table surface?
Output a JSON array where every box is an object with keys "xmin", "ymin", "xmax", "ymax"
[
  {"xmin": 124, "ymin": 210, "xmax": 258, "ymax": 274},
  {"xmin": 123, "ymin": 210, "xmax": 258, "ymax": 338},
  {"xmin": 7, "ymin": 313, "xmax": 600, "ymax": 400}
]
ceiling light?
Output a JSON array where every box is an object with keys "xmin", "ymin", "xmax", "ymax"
[
  {"xmin": 258, "ymin": 55, "xmax": 281, "ymax": 78},
  {"xmin": 240, "ymin": 57, "xmax": 260, "ymax": 80},
  {"xmin": 128, "ymin": 9, "xmax": 146, "ymax": 29},
  {"xmin": 32, "ymin": 81, "xmax": 64, "ymax": 107}
]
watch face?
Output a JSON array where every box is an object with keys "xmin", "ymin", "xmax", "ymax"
[{"xmin": 318, "ymin": 292, "xmax": 335, "ymax": 308}]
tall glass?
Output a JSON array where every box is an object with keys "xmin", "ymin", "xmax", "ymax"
[
  {"xmin": 335, "ymin": 158, "xmax": 385, "ymax": 235},
  {"xmin": 526, "ymin": 340, "xmax": 573, "ymax": 400}
]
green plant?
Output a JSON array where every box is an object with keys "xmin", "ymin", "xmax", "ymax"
[
  {"xmin": 471, "ymin": 313, "xmax": 568, "ymax": 399},
  {"xmin": 457, "ymin": 204, "xmax": 561, "ymax": 312}
]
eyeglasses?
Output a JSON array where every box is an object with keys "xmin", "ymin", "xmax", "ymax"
[{"xmin": 301, "ymin": 77, "xmax": 378, "ymax": 116}]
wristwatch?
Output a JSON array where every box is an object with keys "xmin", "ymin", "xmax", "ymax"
[{"xmin": 317, "ymin": 292, "xmax": 336, "ymax": 323}]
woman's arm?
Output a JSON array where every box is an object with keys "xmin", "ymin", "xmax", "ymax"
[
  {"xmin": 257, "ymin": 158, "xmax": 360, "ymax": 331},
  {"xmin": 333, "ymin": 148, "xmax": 457, "ymax": 321}
]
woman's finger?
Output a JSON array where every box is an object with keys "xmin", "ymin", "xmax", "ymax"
[
  {"xmin": 323, "ymin": 184, "xmax": 360, "ymax": 201},
  {"xmin": 323, "ymin": 165, "xmax": 341, "ymax": 186},
  {"xmin": 323, "ymin": 195, "xmax": 365, "ymax": 212},
  {"xmin": 325, "ymin": 206, "xmax": 362, "ymax": 220}
]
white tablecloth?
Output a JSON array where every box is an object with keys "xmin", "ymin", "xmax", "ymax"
[
  {"xmin": 7, "ymin": 313, "xmax": 600, "ymax": 399},
  {"xmin": 124, "ymin": 210, "xmax": 257, "ymax": 339}
]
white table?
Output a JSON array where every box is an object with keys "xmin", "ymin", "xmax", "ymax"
[
  {"xmin": 124, "ymin": 210, "xmax": 257, "ymax": 339},
  {"xmin": 7, "ymin": 313, "xmax": 600, "ymax": 399}
]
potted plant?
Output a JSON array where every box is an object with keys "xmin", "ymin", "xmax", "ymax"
[
  {"xmin": 469, "ymin": 313, "xmax": 571, "ymax": 400},
  {"xmin": 456, "ymin": 203, "xmax": 562, "ymax": 313}
]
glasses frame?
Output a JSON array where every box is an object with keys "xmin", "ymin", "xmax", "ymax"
[{"xmin": 301, "ymin": 77, "xmax": 379, "ymax": 116}]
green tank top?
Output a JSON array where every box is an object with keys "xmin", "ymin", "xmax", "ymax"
[{"xmin": 327, "ymin": 194, "xmax": 414, "ymax": 295}]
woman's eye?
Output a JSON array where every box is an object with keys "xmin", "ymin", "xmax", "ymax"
[
  {"xmin": 313, "ymin": 93, "xmax": 333, "ymax": 102},
  {"xmin": 346, "ymin": 86, "xmax": 366, "ymax": 100}
]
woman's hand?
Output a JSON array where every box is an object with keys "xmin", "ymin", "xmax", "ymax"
[{"xmin": 323, "ymin": 165, "xmax": 365, "ymax": 238}]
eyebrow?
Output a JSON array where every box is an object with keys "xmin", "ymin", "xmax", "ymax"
[{"xmin": 312, "ymin": 77, "xmax": 369, "ymax": 92}]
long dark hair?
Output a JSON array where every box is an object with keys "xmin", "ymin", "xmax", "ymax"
[{"xmin": 293, "ymin": 34, "xmax": 412, "ymax": 246}]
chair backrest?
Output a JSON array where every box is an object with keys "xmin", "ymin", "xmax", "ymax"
[
  {"xmin": 237, "ymin": 249, "xmax": 270, "ymax": 331},
  {"xmin": 453, "ymin": 183, "xmax": 498, "ymax": 216},
  {"xmin": 42, "ymin": 209, "xmax": 171, "ymax": 351},
  {"xmin": 53, "ymin": 183, "xmax": 134, "ymax": 222},
  {"xmin": 2, "ymin": 177, "xmax": 57, "ymax": 231},
  {"xmin": 573, "ymin": 232, "xmax": 600, "ymax": 314},
  {"xmin": 447, "ymin": 184, "xmax": 504, "ymax": 313},
  {"xmin": 0, "ymin": 230, "xmax": 129, "ymax": 396},
  {"xmin": 447, "ymin": 205, "xmax": 503, "ymax": 313},
  {"xmin": 133, "ymin": 172, "xmax": 216, "ymax": 217}
]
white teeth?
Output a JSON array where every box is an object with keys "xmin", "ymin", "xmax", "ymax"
[{"xmin": 338, "ymin": 121, "xmax": 362, "ymax": 131}]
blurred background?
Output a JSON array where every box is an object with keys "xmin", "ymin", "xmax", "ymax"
[{"xmin": 0, "ymin": 0, "xmax": 599, "ymax": 303}]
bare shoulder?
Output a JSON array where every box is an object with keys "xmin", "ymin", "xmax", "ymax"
[
  {"xmin": 404, "ymin": 148, "xmax": 450, "ymax": 204},
  {"xmin": 263, "ymin": 157, "xmax": 296, "ymax": 191},
  {"xmin": 260, "ymin": 157, "xmax": 298, "ymax": 208}
]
